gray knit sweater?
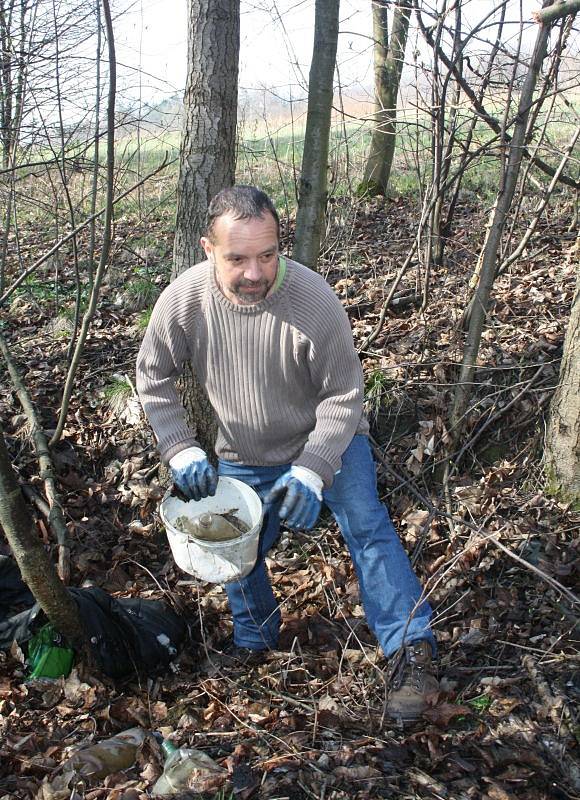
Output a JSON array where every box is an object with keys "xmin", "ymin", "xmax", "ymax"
[{"xmin": 136, "ymin": 257, "xmax": 369, "ymax": 488}]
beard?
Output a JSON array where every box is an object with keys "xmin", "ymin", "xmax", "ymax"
[{"xmin": 229, "ymin": 278, "xmax": 273, "ymax": 305}]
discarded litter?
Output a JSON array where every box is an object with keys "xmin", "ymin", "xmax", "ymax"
[
  {"xmin": 27, "ymin": 623, "xmax": 74, "ymax": 680},
  {"xmin": 0, "ymin": 555, "xmax": 187, "ymax": 679},
  {"xmin": 152, "ymin": 738, "xmax": 227, "ymax": 796},
  {"xmin": 64, "ymin": 727, "xmax": 149, "ymax": 779}
]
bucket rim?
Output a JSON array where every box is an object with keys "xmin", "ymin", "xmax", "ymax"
[{"xmin": 159, "ymin": 477, "xmax": 263, "ymax": 552}]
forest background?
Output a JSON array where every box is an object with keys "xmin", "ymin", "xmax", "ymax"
[{"xmin": 0, "ymin": 0, "xmax": 579, "ymax": 798}]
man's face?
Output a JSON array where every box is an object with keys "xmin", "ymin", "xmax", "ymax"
[{"xmin": 200, "ymin": 212, "xmax": 279, "ymax": 306}]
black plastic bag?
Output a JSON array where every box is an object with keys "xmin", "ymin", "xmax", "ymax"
[
  {"xmin": 69, "ymin": 587, "xmax": 188, "ymax": 679},
  {"xmin": 0, "ymin": 556, "xmax": 187, "ymax": 678}
]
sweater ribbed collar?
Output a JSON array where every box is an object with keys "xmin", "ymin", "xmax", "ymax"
[{"xmin": 209, "ymin": 256, "xmax": 291, "ymax": 314}]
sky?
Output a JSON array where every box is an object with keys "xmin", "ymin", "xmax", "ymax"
[{"xmin": 113, "ymin": 0, "xmax": 551, "ymax": 107}]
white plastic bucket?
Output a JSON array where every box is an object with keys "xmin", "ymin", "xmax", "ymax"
[{"xmin": 159, "ymin": 476, "xmax": 263, "ymax": 584}]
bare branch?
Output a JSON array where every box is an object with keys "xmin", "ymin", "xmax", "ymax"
[{"xmin": 49, "ymin": 0, "xmax": 116, "ymax": 447}]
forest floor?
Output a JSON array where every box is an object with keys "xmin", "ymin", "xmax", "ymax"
[{"xmin": 0, "ymin": 193, "xmax": 578, "ymax": 800}]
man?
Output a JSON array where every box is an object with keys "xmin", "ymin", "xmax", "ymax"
[{"xmin": 136, "ymin": 185, "xmax": 438, "ymax": 722}]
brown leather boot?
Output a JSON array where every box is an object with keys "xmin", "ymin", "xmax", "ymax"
[{"xmin": 386, "ymin": 640, "xmax": 439, "ymax": 723}]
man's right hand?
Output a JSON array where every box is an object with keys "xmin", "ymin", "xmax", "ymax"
[{"xmin": 169, "ymin": 447, "xmax": 218, "ymax": 502}]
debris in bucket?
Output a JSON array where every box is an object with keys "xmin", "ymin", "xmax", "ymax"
[{"xmin": 174, "ymin": 509, "xmax": 250, "ymax": 542}]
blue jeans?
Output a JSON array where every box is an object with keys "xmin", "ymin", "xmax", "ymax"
[{"xmin": 218, "ymin": 435, "xmax": 435, "ymax": 658}]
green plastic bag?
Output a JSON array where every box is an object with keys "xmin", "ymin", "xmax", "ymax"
[{"xmin": 27, "ymin": 624, "xmax": 74, "ymax": 679}]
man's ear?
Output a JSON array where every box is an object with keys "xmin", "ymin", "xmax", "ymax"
[{"xmin": 200, "ymin": 236, "xmax": 213, "ymax": 261}]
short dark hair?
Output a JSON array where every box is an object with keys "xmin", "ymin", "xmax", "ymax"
[{"xmin": 206, "ymin": 185, "xmax": 280, "ymax": 241}]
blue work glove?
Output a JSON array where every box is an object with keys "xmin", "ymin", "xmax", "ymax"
[
  {"xmin": 169, "ymin": 447, "xmax": 218, "ymax": 502},
  {"xmin": 264, "ymin": 466, "xmax": 323, "ymax": 530}
]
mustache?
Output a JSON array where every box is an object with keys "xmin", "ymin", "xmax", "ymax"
[{"xmin": 236, "ymin": 279, "xmax": 269, "ymax": 289}]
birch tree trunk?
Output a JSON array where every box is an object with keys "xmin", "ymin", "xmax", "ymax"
[
  {"xmin": 545, "ymin": 251, "xmax": 579, "ymax": 506},
  {"xmin": 292, "ymin": 0, "xmax": 340, "ymax": 270},
  {"xmin": 171, "ymin": 0, "xmax": 240, "ymax": 455},
  {"xmin": 360, "ymin": 0, "xmax": 412, "ymax": 196},
  {"xmin": 0, "ymin": 425, "xmax": 84, "ymax": 641}
]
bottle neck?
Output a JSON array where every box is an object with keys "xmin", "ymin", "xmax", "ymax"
[{"xmin": 161, "ymin": 740, "xmax": 178, "ymax": 758}]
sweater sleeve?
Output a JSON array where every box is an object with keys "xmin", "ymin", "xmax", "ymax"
[
  {"xmin": 135, "ymin": 285, "xmax": 201, "ymax": 463},
  {"xmin": 291, "ymin": 288, "xmax": 365, "ymax": 488}
]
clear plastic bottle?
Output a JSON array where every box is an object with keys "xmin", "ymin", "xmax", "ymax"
[
  {"xmin": 152, "ymin": 740, "xmax": 225, "ymax": 796},
  {"xmin": 66, "ymin": 727, "xmax": 147, "ymax": 779},
  {"xmin": 191, "ymin": 512, "xmax": 242, "ymax": 542}
]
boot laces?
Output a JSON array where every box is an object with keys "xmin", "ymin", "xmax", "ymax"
[{"xmin": 393, "ymin": 642, "xmax": 429, "ymax": 691}]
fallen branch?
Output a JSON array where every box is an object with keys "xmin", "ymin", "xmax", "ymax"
[
  {"xmin": 522, "ymin": 655, "xmax": 575, "ymax": 739},
  {"xmin": 0, "ymin": 331, "xmax": 71, "ymax": 583},
  {"xmin": 358, "ymin": 251, "xmax": 418, "ymax": 351},
  {"xmin": 452, "ymin": 364, "xmax": 545, "ymax": 467}
]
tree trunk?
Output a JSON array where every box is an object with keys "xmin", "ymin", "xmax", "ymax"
[
  {"xmin": 172, "ymin": 0, "xmax": 240, "ymax": 275},
  {"xmin": 360, "ymin": 0, "xmax": 411, "ymax": 197},
  {"xmin": 292, "ymin": 0, "xmax": 340, "ymax": 270},
  {"xmin": 545, "ymin": 251, "xmax": 580, "ymax": 506},
  {"xmin": 171, "ymin": 0, "xmax": 239, "ymax": 456},
  {"xmin": 0, "ymin": 425, "xmax": 84, "ymax": 641}
]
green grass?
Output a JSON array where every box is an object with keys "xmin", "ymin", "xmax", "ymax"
[
  {"xmin": 126, "ymin": 277, "xmax": 159, "ymax": 307},
  {"xmin": 466, "ymin": 694, "xmax": 493, "ymax": 713},
  {"xmin": 103, "ymin": 376, "xmax": 134, "ymax": 415},
  {"xmin": 4, "ymin": 93, "xmax": 576, "ymax": 316},
  {"xmin": 364, "ymin": 368, "xmax": 394, "ymax": 423},
  {"xmin": 136, "ymin": 308, "xmax": 153, "ymax": 330}
]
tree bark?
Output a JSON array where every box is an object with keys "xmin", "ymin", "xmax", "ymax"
[
  {"xmin": 172, "ymin": 0, "xmax": 239, "ymax": 275},
  {"xmin": 0, "ymin": 331, "xmax": 71, "ymax": 582},
  {"xmin": 292, "ymin": 0, "xmax": 340, "ymax": 270},
  {"xmin": 361, "ymin": 0, "xmax": 412, "ymax": 196},
  {"xmin": 533, "ymin": 0, "xmax": 580, "ymax": 23},
  {"xmin": 545, "ymin": 250, "xmax": 580, "ymax": 506},
  {"xmin": 451, "ymin": 2, "xmax": 555, "ymax": 435},
  {"xmin": 0, "ymin": 425, "xmax": 84, "ymax": 641},
  {"xmin": 171, "ymin": 0, "xmax": 240, "ymax": 455}
]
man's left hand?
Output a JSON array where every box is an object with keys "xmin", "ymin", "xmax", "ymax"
[{"xmin": 264, "ymin": 466, "xmax": 323, "ymax": 530}]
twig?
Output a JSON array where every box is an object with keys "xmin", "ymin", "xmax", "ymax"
[
  {"xmin": 452, "ymin": 364, "xmax": 545, "ymax": 467},
  {"xmin": 415, "ymin": 2, "xmax": 580, "ymax": 191},
  {"xmin": 0, "ymin": 155, "xmax": 173, "ymax": 308},
  {"xmin": 522, "ymin": 655, "xmax": 574, "ymax": 739},
  {"xmin": 49, "ymin": 0, "xmax": 116, "ymax": 447},
  {"xmin": 21, "ymin": 485, "xmax": 50, "ymax": 517},
  {"xmin": 0, "ymin": 331, "xmax": 71, "ymax": 582},
  {"xmin": 497, "ymin": 126, "xmax": 580, "ymax": 278},
  {"xmin": 370, "ymin": 437, "xmax": 580, "ymax": 608}
]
